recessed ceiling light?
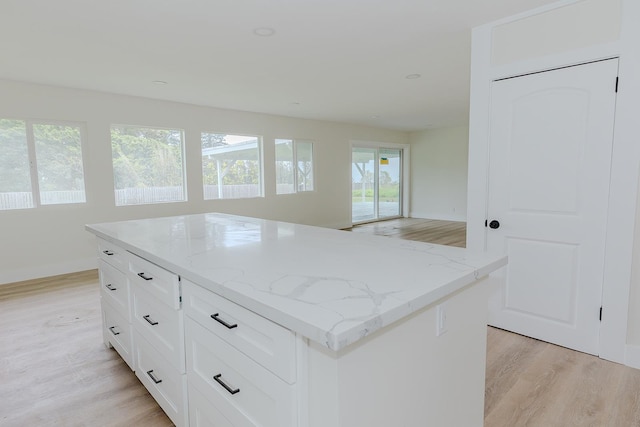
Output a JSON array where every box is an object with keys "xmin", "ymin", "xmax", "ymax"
[
  {"xmin": 253, "ymin": 27, "xmax": 276, "ymax": 37},
  {"xmin": 405, "ymin": 74, "xmax": 422, "ymax": 80},
  {"xmin": 152, "ymin": 80, "xmax": 168, "ymax": 85}
]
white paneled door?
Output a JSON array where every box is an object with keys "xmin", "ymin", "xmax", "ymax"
[{"xmin": 486, "ymin": 59, "xmax": 618, "ymax": 355}]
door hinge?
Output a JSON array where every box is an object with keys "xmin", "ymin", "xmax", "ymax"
[
  {"xmin": 599, "ymin": 306, "xmax": 603, "ymax": 321},
  {"xmin": 615, "ymin": 77, "xmax": 619, "ymax": 93}
]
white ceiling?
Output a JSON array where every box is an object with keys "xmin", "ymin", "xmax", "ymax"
[{"xmin": 0, "ymin": 0, "xmax": 557, "ymax": 132}]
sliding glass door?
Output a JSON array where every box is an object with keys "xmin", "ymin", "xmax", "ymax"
[{"xmin": 351, "ymin": 146, "xmax": 402, "ymax": 224}]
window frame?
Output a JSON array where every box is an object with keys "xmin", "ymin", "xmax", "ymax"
[
  {"xmin": 201, "ymin": 131, "xmax": 264, "ymax": 200},
  {"xmin": 0, "ymin": 118, "xmax": 89, "ymax": 210},
  {"xmin": 110, "ymin": 124, "xmax": 188, "ymax": 206},
  {"xmin": 275, "ymin": 138, "xmax": 315, "ymax": 195}
]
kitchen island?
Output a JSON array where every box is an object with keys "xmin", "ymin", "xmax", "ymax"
[{"xmin": 87, "ymin": 213, "xmax": 506, "ymax": 427}]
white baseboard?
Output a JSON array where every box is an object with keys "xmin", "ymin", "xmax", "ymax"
[
  {"xmin": 409, "ymin": 211, "xmax": 467, "ymax": 222},
  {"xmin": 0, "ymin": 257, "xmax": 98, "ymax": 286},
  {"xmin": 625, "ymin": 344, "xmax": 640, "ymax": 369}
]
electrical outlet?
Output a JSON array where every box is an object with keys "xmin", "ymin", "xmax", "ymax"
[{"xmin": 436, "ymin": 303, "xmax": 448, "ymax": 336}]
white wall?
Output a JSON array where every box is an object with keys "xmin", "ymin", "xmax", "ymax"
[
  {"xmin": 409, "ymin": 126, "xmax": 468, "ymax": 222},
  {"xmin": 491, "ymin": 0, "xmax": 621, "ymax": 65},
  {"xmin": 468, "ymin": 0, "xmax": 640, "ymax": 365},
  {"xmin": 0, "ymin": 79, "xmax": 409, "ymax": 285}
]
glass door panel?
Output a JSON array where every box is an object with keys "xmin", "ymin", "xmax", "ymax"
[
  {"xmin": 378, "ymin": 148, "xmax": 401, "ymax": 218},
  {"xmin": 352, "ymin": 146, "xmax": 403, "ymax": 224},
  {"xmin": 352, "ymin": 148, "xmax": 377, "ymax": 222}
]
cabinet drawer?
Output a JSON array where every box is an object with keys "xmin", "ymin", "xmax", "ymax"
[
  {"xmin": 102, "ymin": 299, "xmax": 133, "ymax": 370},
  {"xmin": 133, "ymin": 287, "xmax": 185, "ymax": 372},
  {"xmin": 97, "ymin": 238, "xmax": 128, "ymax": 272},
  {"xmin": 185, "ymin": 318, "xmax": 296, "ymax": 427},
  {"xmin": 129, "ymin": 253, "xmax": 180, "ymax": 310},
  {"xmin": 99, "ymin": 259, "xmax": 130, "ymax": 321},
  {"xmin": 134, "ymin": 330, "xmax": 188, "ymax": 427},
  {"xmin": 183, "ymin": 280, "xmax": 296, "ymax": 383},
  {"xmin": 188, "ymin": 382, "xmax": 235, "ymax": 427}
]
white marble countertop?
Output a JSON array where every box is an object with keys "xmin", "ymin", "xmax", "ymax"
[{"xmin": 86, "ymin": 213, "xmax": 506, "ymax": 351}]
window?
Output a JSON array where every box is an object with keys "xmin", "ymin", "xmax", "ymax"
[
  {"xmin": 275, "ymin": 139, "xmax": 314, "ymax": 195},
  {"xmin": 202, "ymin": 133, "xmax": 262, "ymax": 199},
  {"xmin": 0, "ymin": 118, "xmax": 87, "ymax": 210},
  {"xmin": 111, "ymin": 125, "xmax": 186, "ymax": 206}
]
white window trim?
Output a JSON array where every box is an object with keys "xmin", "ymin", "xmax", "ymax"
[
  {"xmin": 111, "ymin": 124, "xmax": 187, "ymax": 206},
  {"xmin": 275, "ymin": 138, "xmax": 315, "ymax": 195},
  {"xmin": 1, "ymin": 118, "xmax": 88, "ymax": 209},
  {"xmin": 201, "ymin": 131, "xmax": 264, "ymax": 200}
]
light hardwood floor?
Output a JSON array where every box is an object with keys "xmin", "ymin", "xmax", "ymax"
[
  {"xmin": 2, "ymin": 219, "xmax": 640, "ymax": 426},
  {"xmin": 348, "ymin": 217, "xmax": 466, "ymax": 247},
  {"xmin": 0, "ymin": 271, "xmax": 172, "ymax": 427},
  {"xmin": 484, "ymin": 326, "xmax": 640, "ymax": 426}
]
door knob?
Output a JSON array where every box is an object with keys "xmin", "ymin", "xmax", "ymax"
[{"xmin": 489, "ymin": 220, "xmax": 500, "ymax": 229}]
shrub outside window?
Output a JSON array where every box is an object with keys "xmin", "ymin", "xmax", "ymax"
[
  {"xmin": 111, "ymin": 125, "xmax": 186, "ymax": 206},
  {"xmin": 0, "ymin": 118, "xmax": 87, "ymax": 210}
]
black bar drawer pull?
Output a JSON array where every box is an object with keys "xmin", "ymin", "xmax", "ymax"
[
  {"xmin": 143, "ymin": 315, "xmax": 158, "ymax": 326},
  {"xmin": 108, "ymin": 326, "xmax": 120, "ymax": 336},
  {"xmin": 105, "ymin": 283, "xmax": 117, "ymax": 291},
  {"xmin": 211, "ymin": 313, "xmax": 238, "ymax": 329},
  {"xmin": 213, "ymin": 374, "xmax": 240, "ymax": 395},
  {"xmin": 103, "ymin": 250, "xmax": 114, "ymax": 256},
  {"xmin": 146, "ymin": 370, "xmax": 162, "ymax": 384},
  {"xmin": 137, "ymin": 272, "xmax": 153, "ymax": 281}
]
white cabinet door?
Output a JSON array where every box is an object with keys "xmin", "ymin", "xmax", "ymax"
[{"xmin": 486, "ymin": 59, "xmax": 618, "ymax": 355}]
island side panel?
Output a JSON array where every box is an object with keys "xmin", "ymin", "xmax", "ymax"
[{"xmin": 307, "ymin": 278, "xmax": 490, "ymax": 427}]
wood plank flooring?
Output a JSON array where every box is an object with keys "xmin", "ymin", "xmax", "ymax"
[
  {"xmin": 484, "ymin": 326, "xmax": 640, "ymax": 426},
  {"xmin": 0, "ymin": 271, "xmax": 172, "ymax": 427},
  {"xmin": 2, "ymin": 219, "xmax": 640, "ymax": 426},
  {"xmin": 347, "ymin": 217, "xmax": 466, "ymax": 247}
]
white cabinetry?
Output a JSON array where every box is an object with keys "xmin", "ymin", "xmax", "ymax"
[
  {"xmin": 182, "ymin": 280, "xmax": 296, "ymax": 382},
  {"xmin": 129, "ymin": 252, "xmax": 188, "ymax": 427},
  {"xmin": 97, "ymin": 239, "xmax": 133, "ymax": 370},
  {"xmin": 134, "ymin": 328, "xmax": 188, "ymax": 426},
  {"xmin": 89, "ymin": 213, "xmax": 506, "ymax": 427},
  {"xmin": 183, "ymin": 280, "xmax": 298, "ymax": 427},
  {"xmin": 96, "ymin": 239, "xmax": 188, "ymax": 427}
]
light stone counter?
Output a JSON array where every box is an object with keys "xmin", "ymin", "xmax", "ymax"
[{"xmin": 86, "ymin": 212, "xmax": 506, "ymax": 351}]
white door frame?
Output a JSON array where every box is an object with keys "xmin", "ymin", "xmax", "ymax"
[{"xmin": 467, "ymin": 0, "xmax": 640, "ymax": 365}]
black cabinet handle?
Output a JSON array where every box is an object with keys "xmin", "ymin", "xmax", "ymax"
[
  {"xmin": 108, "ymin": 326, "xmax": 120, "ymax": 336},
  {"xmin": 213, "ymin": 374, "xmax": 239, "ymax": 395},
  {"xmin": 143, "ymin": 315, "xmax": 158, "ymax": 326},
  {"xmin": 146, "ymin": 370, "xmax": 162, "ymax": 384},
  {"xmin": 211, "ymin": 313, "xmax": 238, "ymax": 329},
  {"xmin": 137, "ymin": 272, "xmax": 153, "ymax": 281},
  {"xmin": 103, "ymin": 250, "xmax": 114, "ymax": 256},
  {"xmin": 105, "ymin": 283, "xmax": 117, "ymax": 291}
]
